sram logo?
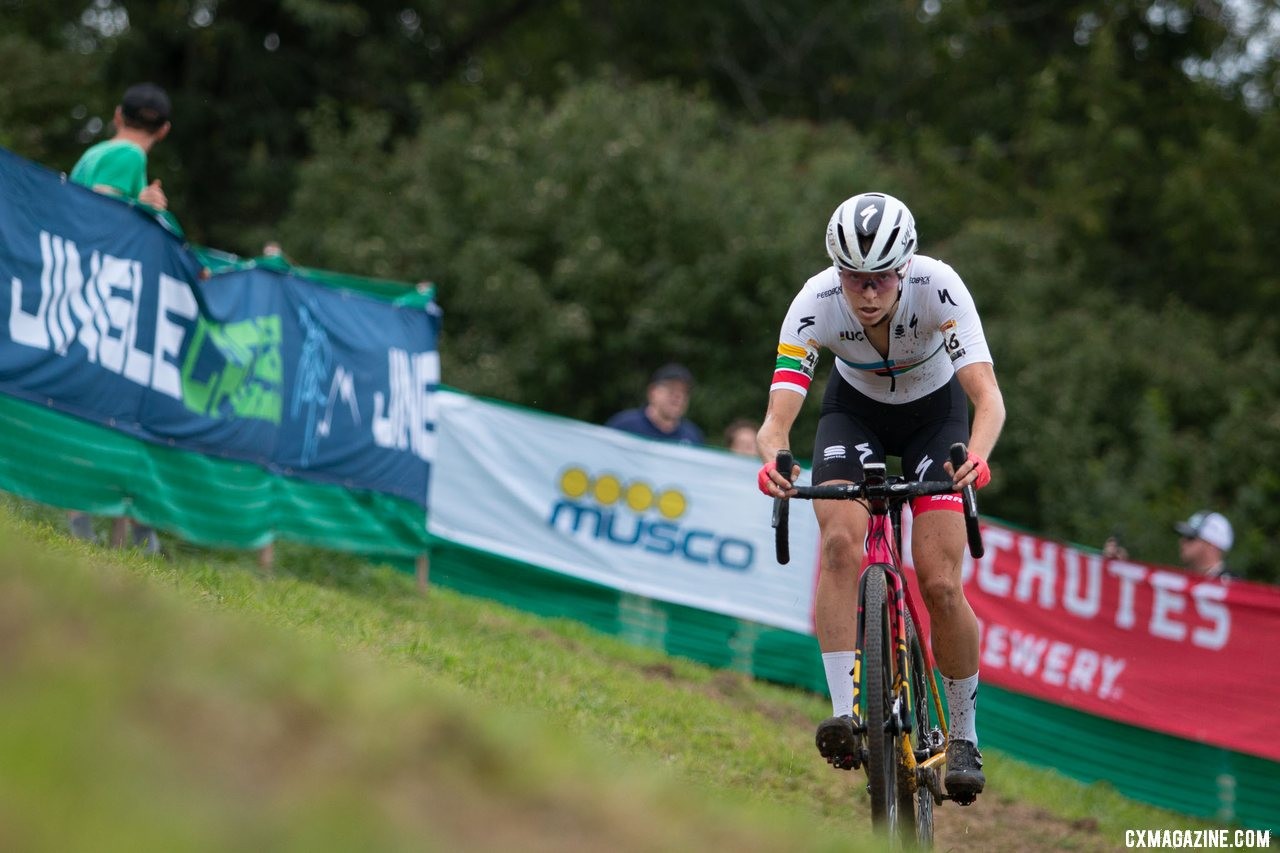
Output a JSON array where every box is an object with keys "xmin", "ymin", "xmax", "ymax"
[{"xmin": 547, "ymin": 467, "xmax": 755, "ymax": 571}]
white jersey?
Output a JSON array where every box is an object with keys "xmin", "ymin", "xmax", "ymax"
[{"xmin": 770, "ymin": 255, "xmax": 992, "ymax": 404}]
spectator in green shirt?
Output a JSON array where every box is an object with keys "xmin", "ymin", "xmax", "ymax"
[
  {"xmin": 69, "ymin": 82, "xmax": 172, "ymax": 210},
  {"xmin": 65, "ymin": 82, "xmax": 174, "ymax": 555}
]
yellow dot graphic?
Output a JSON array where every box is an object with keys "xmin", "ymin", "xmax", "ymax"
[
  {"xmin": 593, "ymin": 474, "xmax": 623, "ymax": 505},
  {"xmin": 560, "ymin": 467, "xmax": 590, "ymax": 498},
  {"xmin": 657, "ymin": 489, "xmax": 686, "ymax": 519},
  {"xmin": 626, "ymin": 481, "xmax": 654, "ymax": 512}
]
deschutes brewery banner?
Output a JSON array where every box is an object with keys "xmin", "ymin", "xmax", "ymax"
[{"xmin": 896, "ymin": 513, "xmax": 1280, "ymax": 762}]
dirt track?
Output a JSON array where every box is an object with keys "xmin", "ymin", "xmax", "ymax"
[{"xmin": 933, "ymin": 794, "xmax": 1108, "ymax": 852}]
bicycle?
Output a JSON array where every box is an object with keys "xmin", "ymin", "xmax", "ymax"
[{"xmin": 771, "ymin": 443, "xmax": 985, "ymax": 846}]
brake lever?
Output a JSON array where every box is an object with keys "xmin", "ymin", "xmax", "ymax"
[
  {"xmin": 772, "ymin": 450, "xmax": 794, "ymax": 565},
  {"xmin": 949, "ymin": 443, "xmax": 985, "ymax": 559}
]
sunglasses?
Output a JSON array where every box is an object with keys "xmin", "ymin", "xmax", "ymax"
[{"xmin": 836, "ymin": 267, "xmax": 900, "ymax": 294}]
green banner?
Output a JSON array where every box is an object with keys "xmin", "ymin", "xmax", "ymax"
[{"xmin": 0, "ymin": 395, "xmax": 428, "ymax": 555}]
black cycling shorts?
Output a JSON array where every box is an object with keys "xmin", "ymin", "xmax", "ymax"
[{"xmin": 811, "ymin": 368, "xmax": 969, "ymax": 485}]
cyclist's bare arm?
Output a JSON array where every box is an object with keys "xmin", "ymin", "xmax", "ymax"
[
  {"xmin": 757, "ymin": 389, "xmax": 804, "ymax": 496},
  {"xmin": 950, "ymin": 362, "xmax": 1006, "ymax": 488}
]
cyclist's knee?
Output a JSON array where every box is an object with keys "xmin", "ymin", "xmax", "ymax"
[
  {"xmin": 820, "ymin": 527, "xmax": 863, "ymax": 569},
  {"xmin": 918, "ymin": 572, "xmax": 966, "ymax": 615}
]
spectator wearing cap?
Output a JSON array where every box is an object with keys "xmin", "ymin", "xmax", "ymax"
[
  {"xmin": 69, "ymin": 82, "xmax": 172, "ymax": 211},
  {"xmin": 1175, "ymin": 510, "xmax": 1235, "ymax": 580},
  {"xmin": 65, "ymin": 82, "xmax": 174, "ymax": 555},
  {"xmin": 606, "ymin": 363, "xmax": 705, "ymax": 445}
]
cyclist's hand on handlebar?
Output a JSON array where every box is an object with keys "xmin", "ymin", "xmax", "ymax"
[
  {"xmin": 945, "ymin": 451, "xmax": 991, "ymax": 490},
  {"xmin": 757, "ymin": 460, "xmax": 799, "ymax": 497}
]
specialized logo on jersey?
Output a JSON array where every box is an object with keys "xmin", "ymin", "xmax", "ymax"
[
  {"xmin": 796, "ymin": 315, "xmax": 816, "ymax": 334},
  {"xmin": 772, "ymin": 342, "xmax": 815, "ymax": 394},
  {"xmin": 547, "ymin": 467, "xmax": 754, "ymax": 571}
]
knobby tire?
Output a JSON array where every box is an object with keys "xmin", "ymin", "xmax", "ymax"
[
  {"xmin": 862, "ymin": 565, "xmax": 898, "ymax": 830},
  {"xmin": 900, "ymin": 610, "xmax": 935, "ymax": 847}
]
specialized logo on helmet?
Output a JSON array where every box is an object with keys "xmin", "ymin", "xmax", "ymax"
[
  {"xmin": 859, "ymin": 204, "xmax": 878, "ymax": 230},
  {"xmin": 547, "ymin": 467, "xmax": 755, "ymax": 571}
]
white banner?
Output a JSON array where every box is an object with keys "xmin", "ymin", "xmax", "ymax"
[{"xmin": 428, "ymin": 391, "xmax": 821, "ymax": 633}]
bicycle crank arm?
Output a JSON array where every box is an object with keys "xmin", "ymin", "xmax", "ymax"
[{"xmin": 917, "ymin": 765, "xmax": 945, "ymax": 805}]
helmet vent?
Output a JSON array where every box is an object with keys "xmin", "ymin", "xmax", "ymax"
[
  {"xmin": 836, "ymin": 222, "xmax": 854, "ymax": 263},
  {"xmin": 876, "ymin": 227, "xmax": 901, "ymax": 264}
]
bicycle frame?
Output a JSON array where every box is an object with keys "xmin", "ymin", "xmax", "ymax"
[{"xmin": 855, "ymin": 508, "xmax": 949, "ymax": 810}]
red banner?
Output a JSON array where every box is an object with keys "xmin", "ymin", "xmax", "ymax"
[{"xmin": 898, "ymin": 517, "xmax": 1280, "ymax": 762}]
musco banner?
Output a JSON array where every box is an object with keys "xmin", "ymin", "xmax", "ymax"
[
  {"xmin": 428, "ymin": 390, "xmax": 823, "ymax": 634},
  {"xmin": 0, "ymin": 146, "xmax": 439, "ymax": 507}
]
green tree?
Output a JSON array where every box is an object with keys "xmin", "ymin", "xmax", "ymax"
[
  {"xmin": 942, "ymin": 218, "xmax": 1280, "ymax": 581},
  {"xmin": 278, "ymin": 80, "xmax": 916, "ymax": 445}
]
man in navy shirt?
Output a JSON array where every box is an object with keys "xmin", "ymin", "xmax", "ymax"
[{"xmin": 606, "ymin": 363, "xmax": 705, "ymax": 444}]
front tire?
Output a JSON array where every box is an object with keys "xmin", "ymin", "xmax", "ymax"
[
  {"xmin": 862, "ymin": 565, "xmax": 898, "ymax": 831},
  {"xmin": 899, "ymin": 610, "xmax": 934, "ymax": 846}
]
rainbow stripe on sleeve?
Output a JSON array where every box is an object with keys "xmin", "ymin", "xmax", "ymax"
[{"xmin": 771, "ymin": 343, "xmax": 812, "ymax": 395}]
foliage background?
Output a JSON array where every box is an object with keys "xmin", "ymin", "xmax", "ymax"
[{"xmin": 2, "ymin": 0, "xmax": 1277, "ymax": 580}]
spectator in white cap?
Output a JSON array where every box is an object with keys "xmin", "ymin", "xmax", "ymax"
[{"xmin": 1175, "ymin": 510, "xmax": 1234, "ymax": 580}]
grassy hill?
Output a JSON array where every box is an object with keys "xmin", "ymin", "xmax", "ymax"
[{"xmin": 0, "ymin": 497, "xmax": 1212, "ymax": 851}]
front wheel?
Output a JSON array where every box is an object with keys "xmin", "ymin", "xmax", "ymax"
[
  {"xmin": 862, "ymin": 565, "xmax": 898, "ymax": 830},
  {"xmin": 898, "ymin": 609, "xmax": 935, "ymax": 846}
]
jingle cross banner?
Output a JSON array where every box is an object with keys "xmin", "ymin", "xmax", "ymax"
[{"xmin": 0, "ymin": 147, "xmax": 439, "ymax": 507}]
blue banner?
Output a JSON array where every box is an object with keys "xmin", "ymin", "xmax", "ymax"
[{"xmin": 0, "ymin": 147, "xmax": 439, "ymax": 507}]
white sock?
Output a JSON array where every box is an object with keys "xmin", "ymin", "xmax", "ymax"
[
  {"xmin": 822, "ymin": 651, "xmax": 857, "ymax": 717},
  {"xmin": 943, "ymin": 671, "xmax": 979, "ymax": 745}
]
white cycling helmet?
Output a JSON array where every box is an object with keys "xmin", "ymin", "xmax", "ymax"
[{"xmin": 825, "ymin": 192, "xmax": 917, "ymax": 273}]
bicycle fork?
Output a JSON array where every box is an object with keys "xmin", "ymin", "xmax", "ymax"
[
  {"xmin": 851, "ymin": 545, "xmax": 952, "ymax": 804},
  {"xmin": 884, "ymin": 567, "xmax": 951, "ymax": 806}
]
